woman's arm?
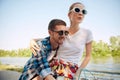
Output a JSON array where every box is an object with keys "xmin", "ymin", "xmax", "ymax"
[
  {"xmin": 79, "ymin": 41, "xmax": 92, "ymax": 68},
  {"xmin": 30, "ymin": 38, "xmax": 41, "ymax": 56},
  {"xmin": 75, "ymin": 41, "xmax": 92, "ymax": 80}
]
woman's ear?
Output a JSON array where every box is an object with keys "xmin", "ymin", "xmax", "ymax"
[
  {"xmin": 68, "ymin": 12, "xmax": 72, "ymax": 20},
  {"xmin": 68, "ymin": 12, "xmax": 71, "ymax": 17},
  {"xmin": 68, "ymin": 13, "xmax": 70, "ymax": 17}
]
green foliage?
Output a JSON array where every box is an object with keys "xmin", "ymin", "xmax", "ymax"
[
  {"xmin": 0, "ymin": 64, "xmax": 23, "ymax": 72},
  {"xmin": 0, "ymin": 48, "xmax": 31, "ymax": 57},
  {"xmin": 17, "ymin": 48, "xmax": 31, "ymax": 57},
  {"xmin": 92, "ymin": 36, "xmax": 120, "ymax": 57},
  {"xmin": 92, "ymin": 41, "xmax": 111, "ymax": 57},
  {"xmin": 0, "ymin": 36, "xmax": 120, "ymax": 57},
  {"xmin": 109, "ymin": 36, "xmax": 120, "ymax": 56}
]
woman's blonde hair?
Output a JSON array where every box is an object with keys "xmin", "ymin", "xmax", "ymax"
[{"xmin": 69, "ymin": 2, "xmax": 84, "ymax": 12}]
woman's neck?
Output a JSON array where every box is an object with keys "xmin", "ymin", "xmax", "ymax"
[
  {"xmin": 69, "ymin": 23, "xmax": 80, "ymax": 35},
  {"xmin": 50, "ymin": 37, "xmax": 59, "ymax": 50}
]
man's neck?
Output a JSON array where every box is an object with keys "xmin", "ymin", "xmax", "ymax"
[{"xmin": 50, "ymin": 37, "xmax": 59, "ymax": 50}]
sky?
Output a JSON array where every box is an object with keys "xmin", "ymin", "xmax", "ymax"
[{"xmin": 0, "ymin": 0, "xmax": 120, "ymax": 50}]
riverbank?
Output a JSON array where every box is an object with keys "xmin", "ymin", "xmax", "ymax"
[
  {"xmin": 0, "ymin": 56, "xmax": 120, "ymax": 73},
  {"xmin": 0, "ymin": 57, "xmax": 120, "ymax": 80},
  {"xmin": 0, "ymin": 70, "xmax": 21, "ymax": 80},
  {"xmin": 0, "ymin": 64, "xmax": 23, "ymax": 72},
  {"xmin": 0, "ymin": 64, "xmax": 120, "ymax": 80},
  {"xmin": 0, "ymin": 64, "xmax": 22, "ymax": 80}
]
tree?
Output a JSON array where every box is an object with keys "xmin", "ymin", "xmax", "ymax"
[{"xmin": 109, "ymin": 36, "xmax": 120, "ymax": 56}]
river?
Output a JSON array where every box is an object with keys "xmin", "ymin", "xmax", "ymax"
[{"xmin": 0, "ymin": 56, "xmax": 120, "ymax": 80}]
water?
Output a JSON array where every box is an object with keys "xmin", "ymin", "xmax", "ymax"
[
  {"xmin": 0, "ymin": 57, "xmax": 29, "ymax": 67},
  {"xmin": 87, "ymin": 56, "xmax": 120, "ymax": 73},
  {"xmin": 85, "ymin": 56, "xmax": 120, "ymax": 80},
  {"xmin": 0, "ymin": 56, "xmax": 120, "ymax": 79}
]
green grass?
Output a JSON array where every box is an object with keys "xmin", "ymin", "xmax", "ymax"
[{"xmin": 0, "ymin": 64, "xmax": 23, "ymax": 72}]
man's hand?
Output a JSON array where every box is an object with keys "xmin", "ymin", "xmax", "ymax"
[
  {"xmin": 30, "ymin": 39, "xmax": 40, "ymax": 56},
  {"xmin": 44, "ymin": 74, "xmax": 56, "ymax": 80}
]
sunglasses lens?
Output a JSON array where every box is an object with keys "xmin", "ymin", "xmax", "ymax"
[
  {"xmin": 75, "ymin": 8, "xmax": 80, "ymax": 13},
  {"xmin": 58, "ymin": 31, "xmax": 63, "ymax": 36},
  {"xmin": 82, "ymin": 10, "xmax": 87, "ymax": 14},
  {"xmin": 65, "ymin": 31, "xmax": 69, "ymax": 35},
  {"xmin": 53, "ymin": 30, "xmax": 69, "ymax": 36}
]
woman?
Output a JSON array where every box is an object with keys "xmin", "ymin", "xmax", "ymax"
[{"xmin": 30, "ymin": 2, "xmax": 93, "ymax": 80}]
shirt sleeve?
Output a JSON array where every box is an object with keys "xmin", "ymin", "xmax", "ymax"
[
  {"xmin": 86, "ymin": 29, "xmax": 93, "ymax": 43},
  {"xmin": 38, "ymin": 50, "xmax": 53, "ymax": 78},
  {"xmin": 19, "ymin": 38, "xmax": 52, "ymax": 80},
  {"xmin": 40, "ymin": 62, "xmax": 53, "ymax": 78},
  {"xmin": 36, "ymin": 40, "xmax": 53, "ymax": 78}
]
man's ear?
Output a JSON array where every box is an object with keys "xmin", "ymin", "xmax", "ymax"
[{"xmin": 48, "ymin": 30, "xmax": 52, "ymax": 35}]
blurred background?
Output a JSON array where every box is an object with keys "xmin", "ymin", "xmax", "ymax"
[{"xmin": 0, "ymin": 0, "xmax": 120, "ymax": 80}]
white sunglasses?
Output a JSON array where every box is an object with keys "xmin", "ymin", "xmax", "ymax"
[{"xmin": 70, "ymin": 7, "xmax": 87, "ymax": 15}]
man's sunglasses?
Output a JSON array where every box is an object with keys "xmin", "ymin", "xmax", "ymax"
[
  {"xmin": 71, "ymin": 7, "xmax": 87, "ymax": 15},
  {"xmin": 52, "ymin": 30, "xmax": 69, "ymax": 36}
]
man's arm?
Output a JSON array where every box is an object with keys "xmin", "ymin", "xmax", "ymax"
[
  {"xmin": 29, "ymin": 38, "xmax": 55, "ymax": 80},
  {"xmin": 35, "ymin": 43, "xmax": 55, "ymax": 80}
]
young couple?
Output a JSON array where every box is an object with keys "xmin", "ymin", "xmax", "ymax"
[{"xmin": 19, "ymin": 2, "xmax": 93, "ymax": 80}]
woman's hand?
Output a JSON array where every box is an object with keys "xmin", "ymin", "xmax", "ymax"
[
  {"xmin": 75, "ymin": 68, "xmax": 82, "ymax": 80},
  {"xmin": 30, "ymin": 39, "xmax": 40, "ymax": 56}
]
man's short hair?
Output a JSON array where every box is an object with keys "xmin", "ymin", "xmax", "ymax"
[{"xmin": 48, "ymin": 19, "xmax": 66, "ymax": 31}]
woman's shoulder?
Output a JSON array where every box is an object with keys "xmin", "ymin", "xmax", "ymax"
[
  {"xmin": 80, "ymin": 27, "xmax": 90, "ymax": 31},
  {"xmin": 80, "ymin": 28, "xmax": 92, "ymax": 33}
]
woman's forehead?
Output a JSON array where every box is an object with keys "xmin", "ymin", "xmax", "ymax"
[{"xmin": 73, "ymin": 4, "xmax": 85, "ymax": 9}]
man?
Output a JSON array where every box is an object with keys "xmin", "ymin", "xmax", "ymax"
[{"xmin": 19, "ymin": 19, "xmax": 69, "ymax": 80}]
